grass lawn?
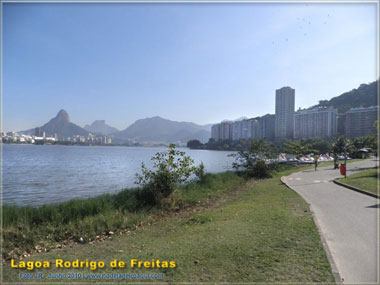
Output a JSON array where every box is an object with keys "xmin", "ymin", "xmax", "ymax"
[
  {"xmin": 2, "ymin": 165, "xmax": 335, "ymax": 283},
  {"xmin": 336, "ymin": 167, "xmax": 379, "ymax": 196}
]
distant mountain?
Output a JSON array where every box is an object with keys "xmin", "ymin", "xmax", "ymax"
[
  {"xmin": 84, "ymin": 120, "xmax": 118, "ymax": 135},
  {"xmin": 313, "ymin": 80, "xmax": 378, "ymax": 113},
  {"xmin": 113, "ymin": 116, "xmax": 211, "ymax": 143},
  {"xmin": 22, "ymin": 109, "xmax": 89, "ymax": 138}
]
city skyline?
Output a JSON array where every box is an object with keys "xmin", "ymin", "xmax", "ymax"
[{"xmin": 3, "ymin": 2, "xmax": 378, "ymax": 132}]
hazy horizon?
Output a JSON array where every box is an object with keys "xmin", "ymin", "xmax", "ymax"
[{"xmin": 3, "ymin": 2, "xmax": 378, "ymax": 132}]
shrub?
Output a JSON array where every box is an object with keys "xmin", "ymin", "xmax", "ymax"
[
  {"xmin": 135, "ymin": 144, "xmax": 203, "ymax": 207},
  {"xmin": 231, "ymin": 139, "xmax": 278, "ymax": 178},
  {"xmin": 194, "ymin": 162, "xmax": 205, "ymax": 179}
]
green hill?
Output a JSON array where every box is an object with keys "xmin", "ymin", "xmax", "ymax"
[{"xmin": 314, "ymin": 81, "xmax": 378, "ymax": 113}]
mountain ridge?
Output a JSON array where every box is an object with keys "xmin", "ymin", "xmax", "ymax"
[
  {"xmin": 313, "ymin": 80, "xmax": 378, "ymax": 113},
  {"xmin": 84, "ymin": 120, "xmax": 119, "ymax": 135},
  {"xmin": 112, "ymin": 116, "xmax": 211, "ymax": 143},
  {"xmin": 21, "ymin": 109, "xmax": 89, "ymax": 138}
]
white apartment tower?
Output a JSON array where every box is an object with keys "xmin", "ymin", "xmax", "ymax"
[
  {"xmin": 294, "ymin": 107, "xmax": 337, "ymax": 139},
  {"xmin": 275, "ymin": 87, "xmax": 295, "ymax": 142}
]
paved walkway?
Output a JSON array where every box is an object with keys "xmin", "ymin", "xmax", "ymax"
[{"xmin": 282, "ymin": 159, "xmax": 379, "ymax": 284}]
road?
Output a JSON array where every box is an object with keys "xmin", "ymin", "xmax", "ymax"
[{"xmin": 282, "ymin": 159, "xmax": 379, "ymax": 284}]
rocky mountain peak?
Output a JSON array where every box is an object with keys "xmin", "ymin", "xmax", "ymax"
[{"xmin": 55, "ymin": 109, "xmax": 70, "ymax": 123}]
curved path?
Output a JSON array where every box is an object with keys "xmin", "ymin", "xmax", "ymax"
[{"xmin": 282, "ymin": 159, "xmax": 379, "ymax": 284}]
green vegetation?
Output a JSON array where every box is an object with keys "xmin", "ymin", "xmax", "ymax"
[
  {"xmin": 2, "ymin": 171, "xmax": 244, "ymax": 261},
  {"xmin": 313, "ymin": 80, "xmax": 378, "ymax": 113},
  {"xmin": 188, "ymin": 137, "xmax": 261, "ymax": 151},
  {"xmin": 336, "ymin": 168, "xmax": 379, "ymax": 196},
  {"xmin": 231, "ymin": 139, "xmax": 278, "ymax": 178},
  {"xmin": 283, "ymin": 140, "xmax": 317, "ymax": 159},
  {"xmin": 2, "ymin": 164, "xmax": 335, "ymax": 283},
  {"xmin": 135, "ymin": 144, "xmax": 204, "ymax": 206},
  {"xmin": 331, "ymin": 135, "xmax": 378, "ymax": 158},
  {"xmin": 188, "ymin": 135, "xmax": 377, "ymax": 159}
]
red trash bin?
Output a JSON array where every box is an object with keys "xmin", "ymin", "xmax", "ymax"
[{"xmin": 340, "ymin": 164, "xmax": 346, "ymax": 176}]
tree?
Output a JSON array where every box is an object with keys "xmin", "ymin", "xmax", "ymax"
[
  {"xmin": 231, "ymin": 140, "xmax": 277, "ymax": 178},
  {"xmin": 308, "ymin": 139, "xmax": 331, "ymax": 154},
  {"xmin": 368, "ymin": 134, "xmax": 378, "ymax": 157},
  {"xmin": 135, "ymin": 144, "xmax": 202, "ymax": 206},
  {"xmin": 351, "ymin": 135, "xmax": 378, "ymax": 158},
  {"xmin": 284, "ymin": 140, "xmax": 316, "ymax": 159},
  {"xmin": 331, "ymin": 136, "xmax": 348, "ymax": 155},
  {"xmin": 331, "ymin": 136, "xmax": 357, "ymax": 157},
  {"xmin": 187, "ymin": 139, "xmax": 203, "ymax": 149}
]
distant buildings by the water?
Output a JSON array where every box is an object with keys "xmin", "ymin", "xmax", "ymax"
[
  {"xmin": 345, "ymin": 106, "xmax": 378, "ymax": 138},
  {"xmin": 211, "ymin": 87, "xmax": 378, "ymax": 142},
  {"xmin": 1, "ymin": 131, "xmax": 112, "ymax": 145},
  {"xmin": 294, "ymin": 107, "xmax": 337, "ymax": 140}
]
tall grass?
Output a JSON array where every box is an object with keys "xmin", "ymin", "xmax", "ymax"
[{"xmin": 2, "ymin": 171, "xmax": 246, "ymax": 260}]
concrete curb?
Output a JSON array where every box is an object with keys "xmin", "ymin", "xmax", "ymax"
[
  {"xmin": 333, "ymin": 179, "xmax": 379, "ymax": 199},
  {"xmin": 281, "ymin": 176, "xmax": 343, "ymax": 284}
]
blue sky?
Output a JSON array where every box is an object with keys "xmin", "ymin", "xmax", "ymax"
[{"xmin": 3, "ymin": 2, "xmax": 378, "ymax": 132}]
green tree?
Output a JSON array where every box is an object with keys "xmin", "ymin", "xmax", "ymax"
[
  {"xmin": 308, "ymin": 139, "xmax": 331, "ymax": 154},
  {"xmin": 331, "ymin": 136, "xmax": 348, "ymax": 155},
  {"xmin": 135, "ymin": 144, "xmax": 202, "ymax": 206},
  {"xmin": 231, "ymin": 140, "xmax": 278, "ymax": 178},
  {"xmin": 284, "ymin": 140, "xmax": 315, "ymax": 159},
  {"xmin": 187, "ymin": 139, "xmax": 203, "ymax": 149}
]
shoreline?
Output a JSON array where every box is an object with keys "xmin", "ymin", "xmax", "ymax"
[{"xmin": 2, "ymin": 164, "xmax": 336, "ymax": 283}]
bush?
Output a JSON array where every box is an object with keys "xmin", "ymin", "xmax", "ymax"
[
  {"xmin": 194, "ymin": 162, "xmax": 205, "ymax": 179},
  {"xmin": 135, "ymin": 144, "xmax": 203, "ymax": 207},
  {"xmin": 231, "ymin": 140, "xmax": 278, "ymax": 178}
]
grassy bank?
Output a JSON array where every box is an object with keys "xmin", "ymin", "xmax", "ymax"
[
  {"xmin": 2, "ymin": 164, "xmax": 335, "ymax": 283},
  {"xmin": 336, "ymin": 167, "xmax": 379, "ymax": 195},
  {"xmin": 3, "ymin": 171, "xmax": 245, "ymax": 261}
]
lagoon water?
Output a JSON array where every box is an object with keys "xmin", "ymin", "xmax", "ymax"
[{"xmin": 2, "ymin": 144, "xmax": 236, "ymax": 206}]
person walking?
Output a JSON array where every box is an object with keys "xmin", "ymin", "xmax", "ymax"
[
  {"xmin": 333, "ymin": 153, "xmax": 339, "ymax": 169},
  {"xmin": 314, "ymin": 154, "xmax": 319, "ymax": 171}
]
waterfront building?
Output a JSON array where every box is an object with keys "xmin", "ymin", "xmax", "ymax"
[
  {"xmin": 220, "ymin": 122, "xmax": 233, "ymax": 140},
  {"xmin": 213, "ymin": 115, "xmax": 274, "ymax": 142},
  {"xmin": 336, "ymin": 114, "xmax": 346, "ymax": 136},
  {"xmin": 345, "ymin": 106, "xmax": 379, "ymax": 138},
  {"xmin": 232, "ymin": 120, "xmax": 243, "ymax": 141},
  {"xmin": 275, "ymin": 87, "xmax": 295, "ymax": 142},
  {"xmin": 211, "ymin": 121, "xmax": 233, "ymax": 141},
  {"xmin": 293, "ymin": 107, "xmax": 337, "ymax": 139},
  {"xmin": 257, "ymin": 114, "xmax": 275, "ymax": 141},
  {"xmin": 211, "ymin": 124, "xmax": 220, "ymax": 141},
  {"xmin": 231, "ymin": 119, "xmax": 259, "ymax": 140},
  {"xmin": 35, "ymin": 127, "xmax": 41, "ymax": 137},
  {"xmin": 250, "ymin": 119, "xmax": 260, "ymax": 139}
]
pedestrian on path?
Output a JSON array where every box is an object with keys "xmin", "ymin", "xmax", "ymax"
[
  {"xmin": 334, "ymin": 153, "xmax": 339, "ymax": 169},
  {"xmin": 314, "ymin": 154, "xmax": 319, "ymax": 171}
]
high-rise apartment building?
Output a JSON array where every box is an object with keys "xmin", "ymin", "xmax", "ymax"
[
  {"xmin": 345, "ymin": 106, "xmax": 378, "ymax": 138},
  {"xmin": 293, "ymin": 107, "xmax": 337, "ymax": 139},
  {"xmin": 211, "ymin": 122, "xmax": 233, "ymax": 141},
  {"xmin": 275, "ymin": 87, "xmax": 295, "ymax": 142},
  {"xmin": 220, "ymin": 122, "xmax": 232, "ymax": 140},
  {"xmin": 336, "ymin": 114, "xmax": 346, "ymax": 135},
  {"xmin": 232, "ymin": 121, "xmax": 243, "ymax": 141},
  {"xmin": 212, "ymin": 115, "xmax": 275, "ymax": 142},
  {"xmin": 35, "ymin": 127, "xmax": 41, "ymax": 137},
  {"xmin": 211, "ymin": 124, "xmax": 220, "ymax": 141},
  {"xmin": 232, "ymin": 119, "xmax": 259, "ymax": 140},
  {"xmin": 257, "ymin": 114, "xmax": 275, "ymax": 141}
]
